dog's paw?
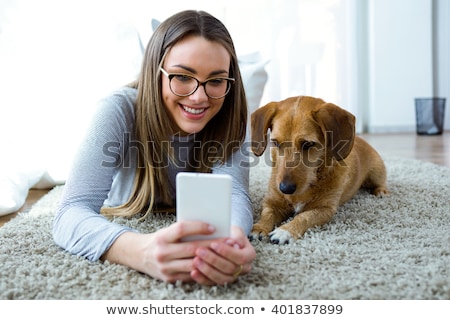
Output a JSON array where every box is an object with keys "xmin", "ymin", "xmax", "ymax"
[
  {"xmin": 249, "ymin": 223, "xmax": 273, "ymax": 241},
  {"xmin": 249, "ymin": 231, "xmax": 267, "ymax": 241},
  {"xmin": 269, "ymin": 228, "xmax": 295, "ymax": 245},
  {"xmin": 373, "ymin": 187, "xmax": 389, "ymax": 197}
]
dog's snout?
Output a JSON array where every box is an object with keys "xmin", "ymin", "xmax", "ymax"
[{"xmin": 279, "ymin": 182, "xmax": 296, "ymax": 194}]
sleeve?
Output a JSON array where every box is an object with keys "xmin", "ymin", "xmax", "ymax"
[
  {"xmin": 212, "ymin": 137, "xmax": 253, "ymax": 235},
  {"xmin": 52, "ymin": 90, "xmax": 136, "ymax": 261}
]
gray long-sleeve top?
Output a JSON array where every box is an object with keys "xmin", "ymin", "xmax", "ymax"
[{"xmin": 52, "ymin": 86, "xmax": 252, "ymax": 261}]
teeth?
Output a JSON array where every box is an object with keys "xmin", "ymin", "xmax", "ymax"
[{"xmin": 182, "ymin": 105, "xmax": 205, "ymax": 115}]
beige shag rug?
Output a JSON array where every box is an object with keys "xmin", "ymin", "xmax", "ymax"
[{"xmin": 1, "ymin": 156, "xmax": 449, "ymax": 300}]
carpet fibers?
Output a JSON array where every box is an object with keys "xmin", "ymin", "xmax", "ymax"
[{"xmin": 1, "ymin": 156, "xmax": 449, "ymax": 299}]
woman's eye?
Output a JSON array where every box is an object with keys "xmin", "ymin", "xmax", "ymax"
[
  {"xmin": 208, "ymin": 78, "xmax": 226, "ymax": 86},
  {"xmin": 271, "ymin": 140, "xmax": 280, "ymax": 147},
  {"xmin": 174, "ymin": 75, "xmax": 193, "ymax": 82}
]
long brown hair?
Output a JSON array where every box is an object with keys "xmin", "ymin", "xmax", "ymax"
[{"xmin": 102, "ymin": 10, "xmax": 248, "ymax": 218}]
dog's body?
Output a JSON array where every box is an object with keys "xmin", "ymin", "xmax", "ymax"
[{"xmin": 250, "ymin": 96, "xmax": 389, "ymax": 244}]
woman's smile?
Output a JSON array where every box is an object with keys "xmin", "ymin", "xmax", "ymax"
[{"xmin": 180, "ymin": 103, "xmax": 207, "ymax": 116}]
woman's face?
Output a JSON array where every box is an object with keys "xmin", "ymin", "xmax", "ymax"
[{"xmin": 162, "ymin": 35, "xmax": 231, "ymax": 135}]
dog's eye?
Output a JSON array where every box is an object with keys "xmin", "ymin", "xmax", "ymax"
[
  {"xmin": 301, "ymin": 141, "xmax": 315, "ymax": 150},
  {"xmin": 270, "ymin": 139, "xmax": 280, "ymax": 147}
]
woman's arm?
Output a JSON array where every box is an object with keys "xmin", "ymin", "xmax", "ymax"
[{"xmin": 52, "ymin": 88, "xmax": 137, "ymax": 261}]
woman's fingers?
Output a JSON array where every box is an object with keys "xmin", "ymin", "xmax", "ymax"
[
  {"xmin": 154, "ymin": 258, "xmax": 196, "ymax": 283},
  {"xmin": 146, "ymin": 221, "xmax": 217, "ymax": 266},
  {"xmin": 196, "ymin": 246, "xmax": 237, "ymax": 275},
  {"xmin": 192, "ymin": 242, "xmax": 253, "ymax": 285},
  {"xmin": 163, "ymin": 221, "xmax": 216, "ymax": 243},
  {"xmin": 192, "ymin": 256, "xmax": 235, "ymax": 285},
  {"xmin": 209, "ymin": 238, "xmax": 255, "ymax": 270},
  {"xmin": 190, "ymin": 267, "xmax": 216, "ymax": 286}
]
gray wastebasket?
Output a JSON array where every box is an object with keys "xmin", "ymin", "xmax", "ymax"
[{"xmin": 415, "ymin": 98, "xmax": 446, "ymax": 135}]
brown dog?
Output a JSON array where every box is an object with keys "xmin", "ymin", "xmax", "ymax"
[{"xmin": 250, "ymin": 96, "xmax": 389, "ymax": 244}]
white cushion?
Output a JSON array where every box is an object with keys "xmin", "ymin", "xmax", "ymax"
[
  {"xmin": 238, "ymin": 51, "xmax": 269, "ymax": 114},
  {"xmin": 0, "ymin": 166, "xmax": 45, "ymax": 216}
]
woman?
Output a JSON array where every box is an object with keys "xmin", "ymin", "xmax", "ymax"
[{"xmin": 52, "ymin": 10, "xmax": 256, "ymax": 286}]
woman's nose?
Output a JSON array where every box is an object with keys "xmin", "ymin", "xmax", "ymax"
[{"xmin": 188, "ymin": 84, "xmax": 209, "ymax": 102}]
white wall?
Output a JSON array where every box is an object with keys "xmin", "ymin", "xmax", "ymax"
[
  {"xmin": 367, "ymin": 0, "xmax": 434, "ymax": 132},
  {"xmin": 435, "ymin": 0, "xmax": 450, "ymax": 131}
]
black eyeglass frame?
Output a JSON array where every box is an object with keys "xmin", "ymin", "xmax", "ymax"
[{"xmin": 160, "ymin": 67, "xmax": 235, "ymax": 99}]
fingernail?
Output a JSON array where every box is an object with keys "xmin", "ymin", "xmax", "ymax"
[
  {"xmin": 211, "ymin": 242, "xmax": 219, "ymax": 250},
  {"xmin": 208, "ymin": 225, "xmax": 216, "ymax": 232},
  {"xmin": 225, "ymin": 239, "xmax": 234, "ymax": 246}
]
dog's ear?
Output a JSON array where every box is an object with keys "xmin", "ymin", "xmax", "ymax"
[
  {"xmin": 251, "ymin": 102, "xmax": 279, "ymax": 156},
  {"xmin": 312, "ymin": 103, "xmax": 356, "ymax": 161}
]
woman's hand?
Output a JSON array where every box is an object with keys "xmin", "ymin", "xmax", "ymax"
[
  {"xmin": 101, "ymin": 220, "xmax": 217, "ymax": 283},
  {"xmin": 191, "ymin": 225, "xmax": 256, "ymax": 285}
]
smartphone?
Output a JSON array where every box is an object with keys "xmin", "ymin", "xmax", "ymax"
[{"xmin": 176, "ymin": 172, "xmax": 232, "ymax": 241}]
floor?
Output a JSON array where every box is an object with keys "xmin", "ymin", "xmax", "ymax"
[
  {"xmin": 360, "ymin": 131, "xmax": 450, "ymax": 167},
  {"xmin": 0, "ymin": 131, "xmax": 449, "ymax": 227}
]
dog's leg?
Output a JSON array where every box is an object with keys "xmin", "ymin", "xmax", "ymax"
[
  {"xmin": 269, "ymin": 207, "xmax": 336, "ymax": 244},
  {"xmin": 363, "ymin": 159, "xmax": 389, "ymax": 197},
  {"xmin": 250, "ymin": 199, "xmax": 293, "ymax": 241}
]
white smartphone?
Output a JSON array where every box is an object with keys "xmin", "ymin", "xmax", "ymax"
[{"xmin": 176, "ymin": 172, "xmax": 232, "ymax": 241}]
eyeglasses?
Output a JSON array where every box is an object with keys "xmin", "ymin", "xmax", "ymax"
[{"xmin": 160, "ymin": 67, "xmax": 235, "ymax": 99}]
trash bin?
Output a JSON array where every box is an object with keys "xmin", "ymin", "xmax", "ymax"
[{"xmin": 415, "ymin": 98, "xmax": 446, "ymax": 135}]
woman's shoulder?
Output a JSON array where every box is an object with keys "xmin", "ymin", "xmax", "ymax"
[
  {"xmin": 99, "ymin": 86, "xmax": 137, "ymax": 114},
  {"xmin": 94, "ymin": 86, "xmax": 137, "ymax": 121},
  {"xmin": 86, "ymin": 86, "xmax": 138, "ymax": 138}
]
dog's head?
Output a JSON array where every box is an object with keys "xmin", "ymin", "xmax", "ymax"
[{"xmin": 251, "ymin": 96, "xmax": 355, "ymax": 195}]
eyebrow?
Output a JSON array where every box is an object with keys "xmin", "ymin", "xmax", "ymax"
[{"xmin": 170, "ymin": 64, "xmax": 229, "ymax": 77}]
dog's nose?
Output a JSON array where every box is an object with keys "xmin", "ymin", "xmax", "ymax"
[{"xmin": 279, "ymin": 182, "xmax": 296, "ymax": 194}]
